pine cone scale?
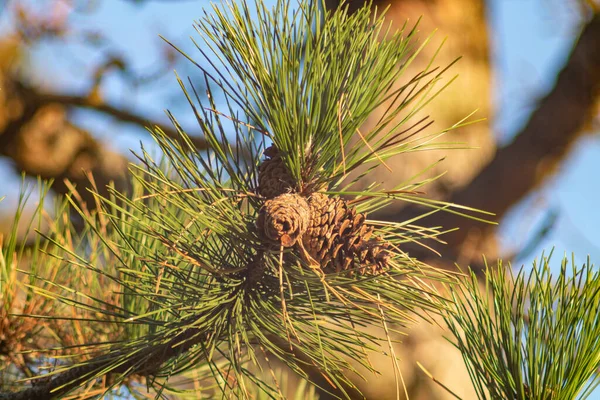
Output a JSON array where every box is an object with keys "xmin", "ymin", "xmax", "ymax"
[
  {"xmin": 301, "ymin": 193, "xmax": 390, "ymax": 275},
  {"xmin": 256, "ymin": 193, "xmax": 310, "ymax": 247}
]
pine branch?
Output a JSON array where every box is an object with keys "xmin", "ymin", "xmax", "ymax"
[
  {"xmin": 0, "ymin": 329, "xmax": 362, "ymax": 400},
  {"xmin": 0, "ymin": 1, "xmax": 472, "ymax": 399},
  {"xmin": 0, "ymin": 327, "xmax": 207, "ymax": 400},
  {"xmin": 443, "ymin": 253, "xmax": 600, "ymax": 399}
]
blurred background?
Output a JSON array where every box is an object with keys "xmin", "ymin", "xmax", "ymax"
[{"xmin": 0, "ymin": 0, "xmax": 598, "ymax": 398}]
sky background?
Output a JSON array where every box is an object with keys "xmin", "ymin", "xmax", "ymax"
[{"xmin": 0, "ymin": 0, "xmax": 599, "ymax": 396}]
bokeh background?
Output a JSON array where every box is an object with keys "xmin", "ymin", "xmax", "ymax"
[{"xmin": 0, "ymin": 0, "xmax": 598, "ymax": 398}]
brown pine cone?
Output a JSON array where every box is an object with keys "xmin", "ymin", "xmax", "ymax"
[
  {"xmin": 257, "ymin": 145, "xmax": 296, "ymax": 199},
  {"xmin": 303, "ymin": 193, "xmax": 389, "ymax": 275},
  {"xmin": 256, "ymin": 193, "xmax": 310, "ymax": 247}
]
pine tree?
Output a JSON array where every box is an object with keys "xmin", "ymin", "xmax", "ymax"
[{"xmin": 0, "ymin": 1, "xmax": 599, "ymax": 399}]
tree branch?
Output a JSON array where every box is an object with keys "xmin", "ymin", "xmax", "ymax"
[
  {"xmin": 0, "ymin": 328, "xmax": 206, "ymax": 400},
  {"xmin": 0, "ymin": 77, "xmax": 131, "ymax": 206},
  {"xmin": 0, "ymin": 76, "xmax": 210, "ymax": 208},
  {"xmin": 30, "ymin": 89, "xmax": 209, "ymax": 151},
  {"xmin": 380, "ymin": 13, "xmax": 600, "ymax": 261},
  {"xmin": 0, "ymin": 327, "xmax": 359, "ymax": 400}
]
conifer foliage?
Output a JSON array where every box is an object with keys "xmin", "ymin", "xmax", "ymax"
[
  {"xmin": 443, "ymin": 254, "xmax": 600, "ymax": 400},
  {"xmin": 0, "ymin": 0, "xmax": 475, "ymax": 398},
  {"xmin": 0, "ymin": 0, "xmax": 600, "ymax": 400},
  {"xmin": 8, "ymin": 1, "xmax": 600, "ymax": 400}
]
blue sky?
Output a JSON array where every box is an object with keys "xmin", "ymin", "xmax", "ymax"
[
  {"xmin": 1, "ymin": 0, "xmax": 599, "ymax": 396},
  {"xmin": 488, "ymin": 0, "xmax": 600, "ymax": 267}
]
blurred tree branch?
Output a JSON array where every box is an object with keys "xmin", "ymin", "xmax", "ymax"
[
  {"xmin": 30, "ymin": 87, "xmax": 209, "ymax": 150},
  {"xmin": 381, "ymin": 12, "xmax": 600, "ymax": 265},
  {"xmin": 0, "ymin": 1, "xmax": 209, "ymax": 207},
  {"xmin": 0, "ymin": 66, "xmax": 208, "ymax": 207},
  {"xmin": 0, "ymin": 73, "xmax": 208, "ymax": 206},
  {"xmin": 0, "ymin": 76, "xmax": 130, "ymax": 206}
]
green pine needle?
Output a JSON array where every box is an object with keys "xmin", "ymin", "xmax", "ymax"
[
  {"xmin": 444, "ymin": 253, "xmax": 600, "ymax": 400},
  {"xmin": 166, "ymin": 0, "xmax": 472, "ymax": 193},
  {"xmin": 0, "ymin": 0, "xmax": 489, "ymax": 398}
]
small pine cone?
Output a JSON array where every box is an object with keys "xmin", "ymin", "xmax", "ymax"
[
  {"xmin": 303, "ymin": 193, "xmax": 390, "ymax": 274},
  {"xmin": 257, "ymin": 146, "xmax": 296, "ymax": 199},
  {"xmin": 256, "ymin": 193, "xmax": 310, "ymax": 247}
]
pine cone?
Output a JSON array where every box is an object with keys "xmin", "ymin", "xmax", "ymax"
[
  {"xmin": 257, "ymin": 145, "xmax": 296, "ymax": 199},
  {"xmin": 256, "ymin": 193, "xmax": 310, "ymax": 247},
  {"xmin": 302, "ymin": 193, "xmax": 389, "ymax": 275}
]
